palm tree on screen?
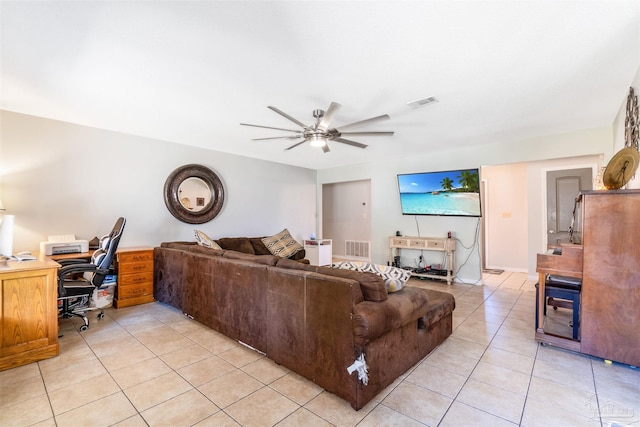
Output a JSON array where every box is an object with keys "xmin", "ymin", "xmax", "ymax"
[
  {"xmin": 440, "ymin": 177, "xmax": 454, "ymax": 191},
  {"xmin": 457, "ymin": 170, "xmax": 479, "ymax": 192}
]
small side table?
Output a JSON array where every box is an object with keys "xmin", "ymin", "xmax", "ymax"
[{"xmin": 304, "ymin": 239, "xmax": 332, "ymax": 266}]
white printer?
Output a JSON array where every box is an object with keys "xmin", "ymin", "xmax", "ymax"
[{"xmin": 40, "ymin": 234, "xmax": 89, "ymax": 256}]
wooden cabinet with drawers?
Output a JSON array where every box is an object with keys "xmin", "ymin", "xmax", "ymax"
[{"xmin": 114, "ymin": 247, "xmax": 154, "ymax": 308}]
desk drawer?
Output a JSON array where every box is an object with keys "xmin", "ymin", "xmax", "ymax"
[
  {"xmin": 118, "ymin": 251, "xmax": 153, "ymax": 264},
  {"xmin": 118, "ymin": 260, "xmax": 153, "ymax": 275},
  {"xmin": 119, "ymin": 271, "xmax": 153, "ymax": 286},
  {"xmin": 118, "ymin": 283, "xmax": 153, "ymax": 299}
]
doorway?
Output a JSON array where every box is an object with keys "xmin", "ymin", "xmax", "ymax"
[
  {"xmin": 546, "ymin": 168, "xmax": 593, "ymax": 248},
  {"xmin": 322, "ymin": 180, "xmax": 371, "ymax": 261}
]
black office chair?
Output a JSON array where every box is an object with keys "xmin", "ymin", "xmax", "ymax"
[{"xmin": 57, "ymin": 217, "xmax": 126, "ymax": 331}]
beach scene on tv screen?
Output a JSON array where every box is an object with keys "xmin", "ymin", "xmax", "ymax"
[{"xmin": 398, "ymin": 169, "xmax": 481, "ymax": 216}]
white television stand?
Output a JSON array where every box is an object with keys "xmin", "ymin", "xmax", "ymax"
[{"xmin": 388, "ymin": 236, "xmax": 456, "ymax": 285}]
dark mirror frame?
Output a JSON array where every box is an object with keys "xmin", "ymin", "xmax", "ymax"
[{"xmin": 164, "ymin": 164, "xmax": 225, "ymax": 224}]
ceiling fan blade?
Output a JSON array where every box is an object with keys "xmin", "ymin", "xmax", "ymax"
[
  {"xmin": 268, "ymin": 106, "xmax": 308, "ymax": 128},
  {"xmin": 337, "ymin": 114, "xmax": 390, "ymax": 132},
  {"xmin": 339, "ymin": 131, "xmax": 394, "ymax": 136},
  {"xmin": 252, "ymin": 135, "xmax": 301, "ymax": 141},
  {"xmin": 334, "ymin": 137, "xmax": 368, "ymax": 149},
  {"xmin": 284, "ymin": 139, "xmax": 308, "ymax": 151},
  {"xmin": 318, "ymin": 102, "xmax": 342, "ymax": 130},
  {"xmin": 240, "ymin": 123, "xmax": 303, "ymax": 133},
  {"xmin": 321, "ymin": 143, "xmax": 330, "ymax": 153}
]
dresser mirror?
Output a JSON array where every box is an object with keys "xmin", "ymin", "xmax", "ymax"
[{"xmin": 164, "ymin": 164, "xmax": 225, "ymax": 224}]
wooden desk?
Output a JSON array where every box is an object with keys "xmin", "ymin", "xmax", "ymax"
[
  {"xmin": 0, "ymin": 256, "xmax": 60, "ymax": 370},
  {"xmin": 49, "ymin": 251, "xmax": 92, "ymax": 261}
]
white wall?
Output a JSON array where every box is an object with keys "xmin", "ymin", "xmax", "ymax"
[
  {"xmin": 318, "ymin": 126, "xmax": 612, "ymax": 283},
  {"xmin": 0, "ymin": 111, "xmax": 317, "ymax": 253},
  {"xmin": 482, "ymin": 163, "xmax": 528, "ymax": 272},
  {"xmin": 612, "ymin": 67, "xmax": 640, "ymax": 189}
]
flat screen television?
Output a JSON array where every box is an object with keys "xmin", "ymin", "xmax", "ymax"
[{"xmin": 397, "ymin": 168, "xmax": 482, "ymax": 217}]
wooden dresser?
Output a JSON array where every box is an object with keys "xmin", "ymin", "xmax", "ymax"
[
  {"xmin": 114, "ymin": 247, "xmax": 155, "ymax": 308},
  {"xmin": 536, "ymin": 189, "xmax": 640, "ymax": 366},
  {"xmin": 0, "ymin": 257, "xmax": 60, "ymax": 370}
]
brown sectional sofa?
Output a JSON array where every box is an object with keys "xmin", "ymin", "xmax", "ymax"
[{"xmin": 154, "ymin": 240, "xmax": 455, "ymax": 410}]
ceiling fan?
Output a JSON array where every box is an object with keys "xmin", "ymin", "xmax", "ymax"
[{"xmin": 240, "ymin": 102, "xmax": 394, "ymax": 153}]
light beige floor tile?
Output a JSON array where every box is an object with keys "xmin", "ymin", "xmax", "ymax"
[
  {"xmin": 178, "ymin": 355, "xmax": 237, "ymax": 386},
  {"xmin": 133, "ymin": 325, "xmax": 195, "ymax": 355},
  {"xmin": 217, "ymin": 344, "xmax": 264, "ymax": 368},
  {"xmin": 0, "ymin": 373, "xmax": 46, "ymax": 409},
  {"xmin": 0, "ymin": 361, "xmax": 41, "ymax": 385},
  {"xmin": 592, "ymin": 359, "xmax": 640, "ymax": 386},
  {"xmin": 99, "ymin": 342, "xmax": 156, "ymax": 372},
  {"xmin": 111, "ymin": 356, "xmax": 173, "ymax": 389},
  {"xmin": 124, "ymin": 371, "xmax": 193, "ymax": 412},
  {"xmin": 532, "ymin": 358, "xmax": 596, "ymax": 393},
  {"xmin": 198, "ymin": 369, "xmax": 264, "ymax": 408},
  {"xmin": 358, "ymin": 404, "xmax": 426, "ymax": 427},
  {"xmin": 112, "ymin": 414, "xmax": 149, "ymax": 427},
  {"xmin": 304, "ymin": 391, "xmax": 374, "ymax": 426},
  {"xmin": 141, "ymin": 388, "xmax": 219, "ymax": 426},
  {"xmin": 89, "ymin": 334, "xmax": 141, "ymax": 358},
  {"xmin": 440, "ymin": 401, "xmax": 517, "ymax": 427},
  {"xmin": 592, "ymin": 375, "xmax": 640, "ymax": 426},
  {"xmin": 424, "ymin": 346, "xmax": 479, "ymax": 377},
  {"xmin": 37, "ymin": 341, "xmax": 96, "ymax": 374},
  {"xmin": 186, "ymin": 328, "xmax": 239, "ymax": 354},
  {"xmin": 48, "ymin": 373, "xmax": 121, "ymax": 415},
  {"xmin": 55, "ymin": 392, "xmax": 136, "ymax": 427},
  {"xmin": 193, "ymin": 411, "xmax": 241, "ymax": 426},
  {"xmin": 270, "ymin": 372, "xmax": 324, "ymax": 406},
  {"xmin": 456, "ymin": 378, "xmax": 526, "ymax": 423},
  {"xmin": 382, "ymin": 382, "xmax": 452, "ymax": 426},
  {"xmin": 480, "ymin": 346, "xmax": 535, "ymax": 375},
  {"xmin": 41, "ymin": 357, "xmax": 108, "ymax": 392},
  {"xmin": 526, "ymin": 376, "xmax": 597, "ymax": 418},
  {"xmin": 406, "ymin": 361, "xmax": 467, "ymax": 398},
  {"xmin": 470, "ymin": 361, "xmax": 531, "ymax": 395},
  {"xmin": 437, "ymin": 335, "xmax": 489, "ymax": 360},
  {"xmin": 241, "ymin": 356, "xmax": 290, "ymax": 384},
  {"xmin": 0, "ymin": 394, "xmax": 52, "ymax": 426},
  {"xmin": 489, "ymin": 333, "xmax": 539, "ymax": 358},
  {"xmin": 225, "ymin": 387, "xmax": 299, "ymax": 427},
  {"xmin": 160, "ymin": 343, "xmax": 212, "ymax": 370},
  {"xmin": 521, "ymin": 396, "xmax": 601, "ymax": 427},
  {"xmin": 276, "ymin": 407, "xmax": 334, "ymax": 427}
]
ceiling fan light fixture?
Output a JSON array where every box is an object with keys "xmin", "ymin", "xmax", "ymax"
[{"xmin": 309, "ymin": 134, "xmax": 327, "ymax": 147}]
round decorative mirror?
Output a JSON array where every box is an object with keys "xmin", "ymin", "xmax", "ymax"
[{"xmin": 164, "ymin": 164, "xmax": 225, "ymax": 224}]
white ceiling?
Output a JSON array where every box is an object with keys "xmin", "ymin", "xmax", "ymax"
[{"xmin": 2, "ymin": 1, "xmax": 639, "ymax": 170}]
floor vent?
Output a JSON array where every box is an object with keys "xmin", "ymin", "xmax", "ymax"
[{"xmin": 344, "ymin": 240, "xmax": 371, "ymax": 261}]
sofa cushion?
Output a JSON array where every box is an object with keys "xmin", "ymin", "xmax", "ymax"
[
  {"xmin": 352, "ymin": 286, "xmax": 431, "ymax": 346},
  {"xmin": 333, "ymin": 261, "xmax": 411, "ymax": 293},
  {"xmin": 188, "ymin": 245, "xmax": 225, "ymax": 257},
  {"xmin": 316, "ymin": 266, "xmax": 387, "ymax": 302},
  {"xmin": 161, "ymin": 241, "xmax": 197, "ymax": 249},
  {"xmin": 216, "ymin": 237, "xmax": 256, "ymax": 254},
  {"xmin": 194, "ymin": 230, "xmax": 223, "ymax": 250},
  {"xmin": 250, "ymin": 238, "xmax": 272, "ymax": 255},
  {"xmin": 261, "ymin": 229, "xmax": 304, "ymax": 258},
  {"xmin": 222, "ymin": 250, "xmax": 279, "ymax": 266},
  {"xmin": 275, "ymin": 257, "xmax": 318, "ymax": 272}
]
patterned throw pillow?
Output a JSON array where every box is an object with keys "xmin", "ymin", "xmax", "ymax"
[
  {"xmin": 194, "ymin": 230, "xmax": 222, "ymax": 250},
  {"xmin": 332, "ymin": 261, "xmax": 411, "ymax": 292},
  {"xmin": 261, "ymin": 229, "xmax": 304, "ymax": 258}
]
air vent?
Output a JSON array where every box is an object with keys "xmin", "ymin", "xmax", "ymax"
[{"xmin": 407, "ymin": 96, "xmax": 439, "ymax": 109}]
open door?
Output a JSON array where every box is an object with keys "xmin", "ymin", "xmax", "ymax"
[{"xmin": 546, "ymin": 168, "xmax": 592, "ymax": 248}]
